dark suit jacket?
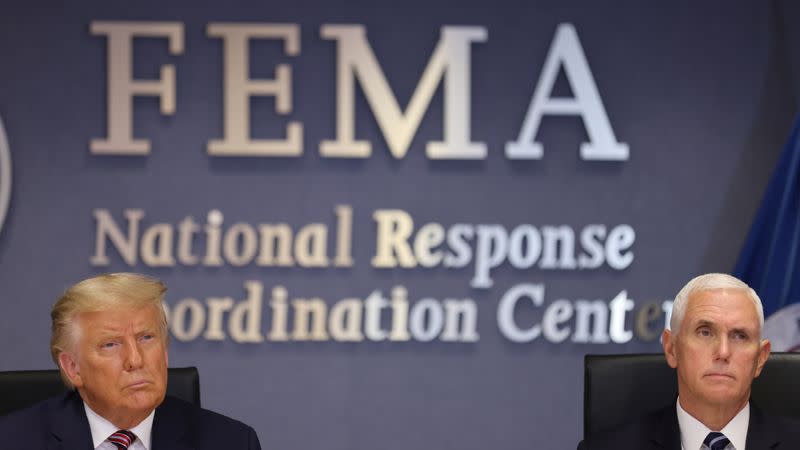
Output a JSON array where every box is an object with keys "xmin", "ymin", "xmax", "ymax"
[
  {"xmin": 0, "ymin": 390, "xmax": 261, "ymax": 449},
  {"xmin": 577, "ymin": 402, "xmax": 800, "ymax": 449}
]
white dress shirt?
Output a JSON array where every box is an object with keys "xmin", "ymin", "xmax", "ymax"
[
  {"xmin": 84, "ymin": 402, "xmax": 154, "ymax": 450},
  {"xmin": 676, "ymin": 397, "xmax": 749, "ymax": 450}
]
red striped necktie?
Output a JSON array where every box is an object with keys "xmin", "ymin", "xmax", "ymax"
[{"xmin": 108, "ymin": 430, "xmax": 137, "ymax": 450}]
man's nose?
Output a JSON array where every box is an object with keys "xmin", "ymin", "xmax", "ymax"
[
  {"xmin": 123, "ymin": 338, "xmax": 144, "ymax": 370},
  {"xmin": 715, "ymin": 335, "xmax": 731, "ymax": 361}
]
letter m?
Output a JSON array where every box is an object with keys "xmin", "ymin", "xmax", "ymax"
[{"xmin": 320, "ymin": 25, "xmax": 487, "ymax": 159}]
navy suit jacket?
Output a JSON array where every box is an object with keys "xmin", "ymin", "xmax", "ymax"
[
  {"xmin": 0, "ymin": 390, "xmax": 261, "ymax": 449},
  {"xmin": 577, "ymin": 402, "xmax": 800, "ymax": 450}
]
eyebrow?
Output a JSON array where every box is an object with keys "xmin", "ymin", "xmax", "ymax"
[
  {"xmin": 693, "ymin": 320, "xmax": 755, "ymax": 334},
  {"xmin": 91, "ymin": 335, "xmax": 122, "ymax": 346},
  {"xmin": 92, "ymin": 324, "xmax": 157, "ymax": 336}
]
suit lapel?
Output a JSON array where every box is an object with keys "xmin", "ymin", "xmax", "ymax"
[
  {"xmin": 745, "ymin": 403, "xmax": 780, "ymax": 449},
  {"xmin": 651, "ymin": 404, "xmax": 682, "ymax": 450},
  {"xmin": 151, "ymin": 396, "xmax": 194, "ymax": 450},
  {"xmin": 47, "ymin": 391, "xmax": 93, "ymax": 450}
]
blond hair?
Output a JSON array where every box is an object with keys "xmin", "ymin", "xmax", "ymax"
[{"xmin": 50, "ymin": 273, "xmax": 168, "ymax": 387}]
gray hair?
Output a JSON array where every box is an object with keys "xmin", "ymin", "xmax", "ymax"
[{"xmin": 670, "ymin": 273, "xmax": 764, "ymax": 336}]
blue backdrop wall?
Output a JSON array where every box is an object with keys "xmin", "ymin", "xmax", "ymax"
[{"xmin": 1, "ymin": 1, "xmax": 799, "ymax": 449}]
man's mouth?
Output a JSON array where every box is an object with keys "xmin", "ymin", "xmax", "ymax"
[
  {"xmin": 704, "ymin": 372, "xmax": 735, "ymax": 380},
  {"xmin": 126, "ymin": 380, "xmax": 152, "ymax": 389}
]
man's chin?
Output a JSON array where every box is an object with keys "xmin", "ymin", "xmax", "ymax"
[
  {"xmin": 125, "ymin": 389, "xmax": 165, "ymax": 411},
  {"xmin": 699, "ymin": 388, "xmax": 747, "ymax": 407}
]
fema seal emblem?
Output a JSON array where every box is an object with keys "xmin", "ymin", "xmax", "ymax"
[
  {"xmin": 0, "ymin": 115, "xmax": 10, "ymax": 237},
  {"xmin": 764, "ymin": 302, "xmax": 800, "ymax": 352}
]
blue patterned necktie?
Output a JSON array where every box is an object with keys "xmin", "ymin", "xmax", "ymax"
[{"xmin": 703, "ymin": 432, "xmax": 731, "ymax": 450}]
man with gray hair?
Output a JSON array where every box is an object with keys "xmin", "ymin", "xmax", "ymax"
[
  {"xmin": 578, "ymin": 273, "xmax": 800, "ymax": 449},
  {"xmin": 0, "ymin": 273, "xmax": 261, "ymax": 449}
]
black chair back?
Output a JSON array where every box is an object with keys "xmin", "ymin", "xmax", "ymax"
[
  {"xmin": 0, "ymin": 367, "xmax": 200, "ymax": 417},
  {"xmin": 583, "ymin": 352, "xmax": 800, "ymax": 438}
]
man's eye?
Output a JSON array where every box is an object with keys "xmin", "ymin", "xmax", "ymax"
[
  {"xmin": 141, "ymin": 334, "xmax": 154, "ymax": 341},
  {"xmin": 100, "ymin": 342, "xmax": 117, "ymax": 349},
  {"xmin": 697, "ymin": 328, "xmax": 712, "ymax": 337},
  {"xmin": 733, "ymin": 332, "xmax": 748, "ymax": 341}
]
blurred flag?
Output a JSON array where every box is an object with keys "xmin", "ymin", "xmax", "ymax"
[{"xmin": 734, "ymin": 115, "xmax": 800, "ymax": 351}]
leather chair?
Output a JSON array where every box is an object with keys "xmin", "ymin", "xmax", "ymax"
[
  {"xmin": 583, "ymin": 352, "xmax": 800, "ymax": 438},
  {"xmin": 0, "ymin": 367, "xmax": 200, "ymax": 417}
]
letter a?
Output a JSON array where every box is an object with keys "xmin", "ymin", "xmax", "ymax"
[{"xmin": 506, "ymin": 23, "xmax": 628, "ymax": 160}]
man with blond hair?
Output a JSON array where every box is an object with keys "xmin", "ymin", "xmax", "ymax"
[
  {"xmin": 0, "ymin": 273, "xmax": 261, "ymax": 449},
  {"xmin": 578, "ymin": 273, "xmax": 800, "ymax": 449}
]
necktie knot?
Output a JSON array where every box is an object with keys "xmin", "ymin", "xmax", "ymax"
[
  {"xmin": 108, "ymin": 430, "xmax": 137, "ymax": 450},
  {"xmin": 703, "ymin": 431, "xmax": 731, "ymax": 450}
]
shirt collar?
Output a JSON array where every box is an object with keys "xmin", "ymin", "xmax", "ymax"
[
  {"xmin": 83, "ymin": 401, "xmax": 155, "ymax": 449},
  {"xmin": 676, "ymin": 397, "xmax": 749, "ymax": 450}
]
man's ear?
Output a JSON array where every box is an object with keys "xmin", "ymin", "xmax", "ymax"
[
  {"xmin": 663, "ymin": 329, "xmax": 678, "ymax": 368},
  {"xmin": 753, "ymin": 339, "xmax": 771, "ymax": 378},
  {"xmin": 58, "ymin": 351, "xmax": 84, "ymax": 388}
]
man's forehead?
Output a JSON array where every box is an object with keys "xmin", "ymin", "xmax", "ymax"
[
  {"xmin": 685, "ymin": 288, "xmax": 759, "ymax": 326},
  {"xmin": 75, "ymin": 306, "xmax": 161, "ymax": 330}
]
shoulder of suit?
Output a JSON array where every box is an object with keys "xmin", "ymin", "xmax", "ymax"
[
  {"xmin": 579, "ymin": 404, "xmax": 671, "ymax": 448},
  {"xmin": 0, "ymin": 391, "xmax": 81, "ymax": 433},
  {"xmin": 0, "ymin": 390, "xmax": 79, "ymax": 417},
  {"xmin": 749, "ymin": 402, "xmax": 800, "ymax": 435},
  {"xmin": 157, "ymin": 394, "xmax": 255, "ymax": 432},
  {"xmin": 763, "ymin": 413, "xmax": 800, "ymax": 441}
]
